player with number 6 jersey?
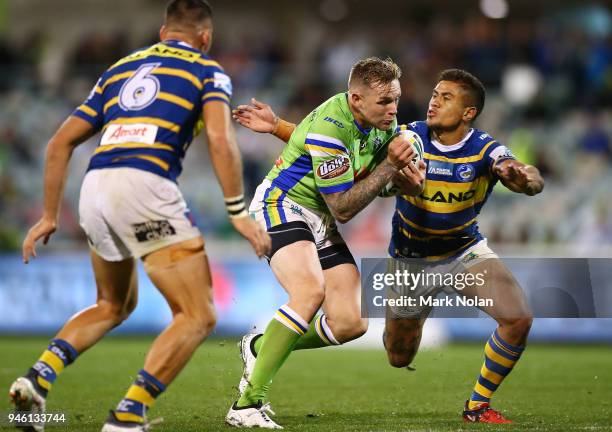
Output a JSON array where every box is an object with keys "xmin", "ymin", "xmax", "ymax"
[
  {"xmin": 9, "ymin": 2, "xmax": 270, "ymax": 432},
  {"xmin": 76, "ymin": 35, "xmax": 231, "ymax": 182}
]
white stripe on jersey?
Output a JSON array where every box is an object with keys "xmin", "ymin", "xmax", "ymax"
[{"xmin": 305, "ymin": 133, "xmax": 348, "ymax": 151}]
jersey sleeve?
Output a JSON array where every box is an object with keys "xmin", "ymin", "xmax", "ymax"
[
  {"xmin": 200, "ymin": 60, "xmax": 232, "ymax": 106},
  {"xmin": 72, "ymin": 76, "xmax": 105, "ymax": 131},
  {"xmin": 305, "ymin": 119, "xmax": 353, "ymax": 194},
  {"xmin": 484, "ymin": 139, "xmax": 517, "ymax": 176}
]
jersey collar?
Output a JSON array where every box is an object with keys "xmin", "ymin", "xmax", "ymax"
[
  {"xmin": 431, "ymin": 128, "xmax": 474, "ymax": 152},
  {"xmin": 353, "ymin": 119, "xmax": 372, "ymax": 136},
  {"xmin": 162, "ymin": 39, "xmax": 199, "ymax": 52}
]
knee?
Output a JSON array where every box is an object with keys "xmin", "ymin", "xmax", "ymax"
[
  {"xmin": 333, "ymin": 317, "xmax": 368, "ymax": 343},
  {"xmin": 292, "ymin": 287, "xmax": 325, "ymax": 315},
  {"xmin": 384, "ymin": 328, "xmax": 422, "ymax": 368},
  {"xmin": 505, "ymin": 316, "xmax": 533, "ymax": 338},
  {"xmin": 98, "ymin": 298, "xmax": 136, "ymax": 327},
  {"xmin": 185, "ymin": 308, "xmax": 217, "ymax": 340},
  {"xmin": 124, "ymin": 292, "xmax": 138, "ymax": 316},
  {"xmin": 387, "ymin": 350, "xmax": 416, "ymax": 368}
]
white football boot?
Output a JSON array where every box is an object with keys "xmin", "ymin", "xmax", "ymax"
[
  {"xmin": 238, "ymin": 333, "xmax": 261, "ymax": 394},
  {"xmin": 225, "ymin": 401, "xmax": 282, "ymax": 429},
  {"xmin": 100, "ymin": 411, "xmax": 163, "ymax": 432},
  {"xmin": 9, "ymin": 377, "xmax": 46, "ymax": 432}
]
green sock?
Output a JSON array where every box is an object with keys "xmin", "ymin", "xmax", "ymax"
[
  {"xmin": 238, "ymin": 305, "xmax": 309, "ymax": 407},
  {"xmin": 253, "ymin": 314, "xmax": 340, "ymax": 354}
]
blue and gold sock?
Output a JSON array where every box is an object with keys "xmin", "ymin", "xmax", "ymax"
[
  {"xmin": 114, "ymin": 370, "xmax": 166, "ymax": 424},
  {"xmin": 26, "ymin": 339, "xmax": 78, "ymax": 397},
  {"xmin": 468, "ymin": 328, "xmax": 525, "ymax": 410}
]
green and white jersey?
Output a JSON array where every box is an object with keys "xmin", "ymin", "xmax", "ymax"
[{"xmin": 264, "ymin": 92, "xmax": 398, "ymax": 216}]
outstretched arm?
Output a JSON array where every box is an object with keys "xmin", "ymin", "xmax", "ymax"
[
  {"xmin": 232, "ymin": 98, "xmax": 296, "ymax": 143},
  {"xmin": 493, "ymin": 159, "xmax": 544, "ymax": 196},
  {"xmin": 23, "ymin": 116, "xmax": 96, "ymax": 263}
]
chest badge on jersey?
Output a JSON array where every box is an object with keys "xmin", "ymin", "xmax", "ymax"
[{"xmin": 456, "ymin": 163, "xmax": 475, "ymax": 182}]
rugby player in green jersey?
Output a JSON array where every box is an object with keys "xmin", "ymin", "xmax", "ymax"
[
  {"xmin": 233, "ymin": 69, "xmax": 545, "ymax": 425},
  {"xmin": 225, "ymin": 57, "xmax": 426, "ymax": 429}
]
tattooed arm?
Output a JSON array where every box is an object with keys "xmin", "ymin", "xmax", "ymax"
[
  {"xmin": 323, "ymin": 135, "xmax": 416, "ymax": 223},
  {"xmin": 323, "ymin": 160, "xmax": 398, "ymax": 223}
]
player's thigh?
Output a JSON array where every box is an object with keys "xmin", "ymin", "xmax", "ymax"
[
  {"xmin": 321, "ymin": 263, "xmax": 362, "ymax": 321},
  {"xmin": 461, "ymin": 258, "xmax": 531, "ymax": 322},
  {"xmin": 143, "ymin": 236, "xmax": 215, "ymax": 320},
  {"xmin": 270, "ymin": 240, "xmax": 325, "ymax": 304},
  {"xmin": 90, "ymin": 249, "xmax": 138, "ymax": 313}
]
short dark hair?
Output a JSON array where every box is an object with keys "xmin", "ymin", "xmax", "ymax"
[
  {"xmin": 348, "ymin": 57, "xmax": 402, "ymax": 89},
  {"xmin": 165, "ymin": 0, "xmax": 213, "ymax": 30},
  {"xmin": 437, "ymin": 69, "xmax": 486, "ymax": 119}
]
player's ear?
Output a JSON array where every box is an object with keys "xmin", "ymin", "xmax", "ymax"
[
  {"xmin": 463, "ymin": 106, "xmax": 477, "ymax": 122},
  {"xmin": 199, "ymin": 28, "xmax": 213, "ymax": 53},
  {"xmin": 348, "ymin": 91, "xmax": 361, "ymax": 106},
  {"xmin": 159, "ymin": 25, "xmax": 167, "ymax": 40}
]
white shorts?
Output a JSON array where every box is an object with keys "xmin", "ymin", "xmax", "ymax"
[
  {"xmin": 249, "ymin": 179, "xmax": 354, "ymax": 269},
  {"xmin": 79, "ymin": 168, "xmax": 201, "ymax": 261},
  {"xmin": 387, "ymin": 239, "xmax": 498, "ymax": 318}
]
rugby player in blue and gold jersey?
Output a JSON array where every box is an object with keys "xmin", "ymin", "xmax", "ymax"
[
  {"xmin": 9, "ymin": 1, "xmax": 270, "ymax": 431},
  {"xmin": 232, "ymin": 68, "xmax": 544, "ymax": 425}
]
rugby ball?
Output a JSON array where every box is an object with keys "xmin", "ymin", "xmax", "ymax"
[{"xmin": 379, "ymin": 129, "xmax": 424, "ymax": 197}]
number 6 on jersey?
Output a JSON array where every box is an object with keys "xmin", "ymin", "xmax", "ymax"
[{"xmin": 118, "ymin": 62, "xmax": 161, "ymax": 111}]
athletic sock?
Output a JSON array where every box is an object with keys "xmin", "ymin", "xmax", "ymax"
[
  {"xmin": 467, "ymin": 328, "xmax": 525, "ymax": 410},
  {"xmin": 26, "ymin": 339, "xmax": 78, "ymax": 397},
  {"xmin": 253, "ymin": 313, "xmax": 340, "ymax": 354},
  {"xmin": 114, "ymin": 370, "xmax": 166, "ymax": 424},
  {"xmin": 238, "ymin": 304, "xmax": 308, "ymax": 407}
]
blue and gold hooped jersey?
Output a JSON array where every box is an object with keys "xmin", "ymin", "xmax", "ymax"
[
  {"xmin": 389, "ymin": 121, "xmax": 515, "ymax": 261},
  {"xmin": 73, "ymin": 40, "xmax": 232, "ymax": 182}
]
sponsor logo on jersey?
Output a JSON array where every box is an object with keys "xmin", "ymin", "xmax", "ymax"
[
  {"xmin": 373, "ymin": 136, "xmax": 383, "ymax": 148},
  {"xmin": 479, "ymin": 133, "xmax": 491, "ymax": 140},
  {"xmin": 290, "ymin": 204, "xmax": 303, "ymax": 216},
  {"xmin": 101, "ymin": 123, "xmax": 158, "ymax": 146},
  {"xmin": 489, "ymin": 145, "xmax": 515, "ymax": 162},
  {"xmin": 309, "ymin": 109, "xmax": 317, "ymax": 122},
  {"xmin": 420, "ymin": 189, "xmax": 476, "ymax": 203},
  {"xmin": 461, "ymin": 251, "xmax": 479, "ymax": 264},
  {"xmin": 150, "ymin": 44, "xmax": 199, "ymax": 60},
  {"xmin": 213, "ymin": 72, "xmax": 233, "ymax": 95},
  {"xmin": 316, "ymin": 156, "xmax": 350, "ymax": 179},
  {"xmin": 133, "ymin": 220, "xmax": 176, "ymax": 242},
  {"xmin": 323, "ymin": 116, "xmax": 344, "ymax": 128},
  {"xmin": 456, "ymin": 163, "xmax": 475, "ymax": 182},
  {"xmin": 427, "ymin": 160, "xmax": 453, "ymax": 176}
]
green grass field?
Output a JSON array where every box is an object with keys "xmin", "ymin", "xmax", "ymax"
[{"xmin": 0, "ymin": 337, "xmax": 610, "ymax": 431}]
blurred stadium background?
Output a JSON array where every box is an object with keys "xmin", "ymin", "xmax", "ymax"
[{"xmin": 1, "ymin": 0, "xmax": 612, "ymax": 345}]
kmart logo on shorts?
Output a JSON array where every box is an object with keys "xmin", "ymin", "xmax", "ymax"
[{"xmin": 316, "ymin": 156, "xmax": 350, "ymax": 180}]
